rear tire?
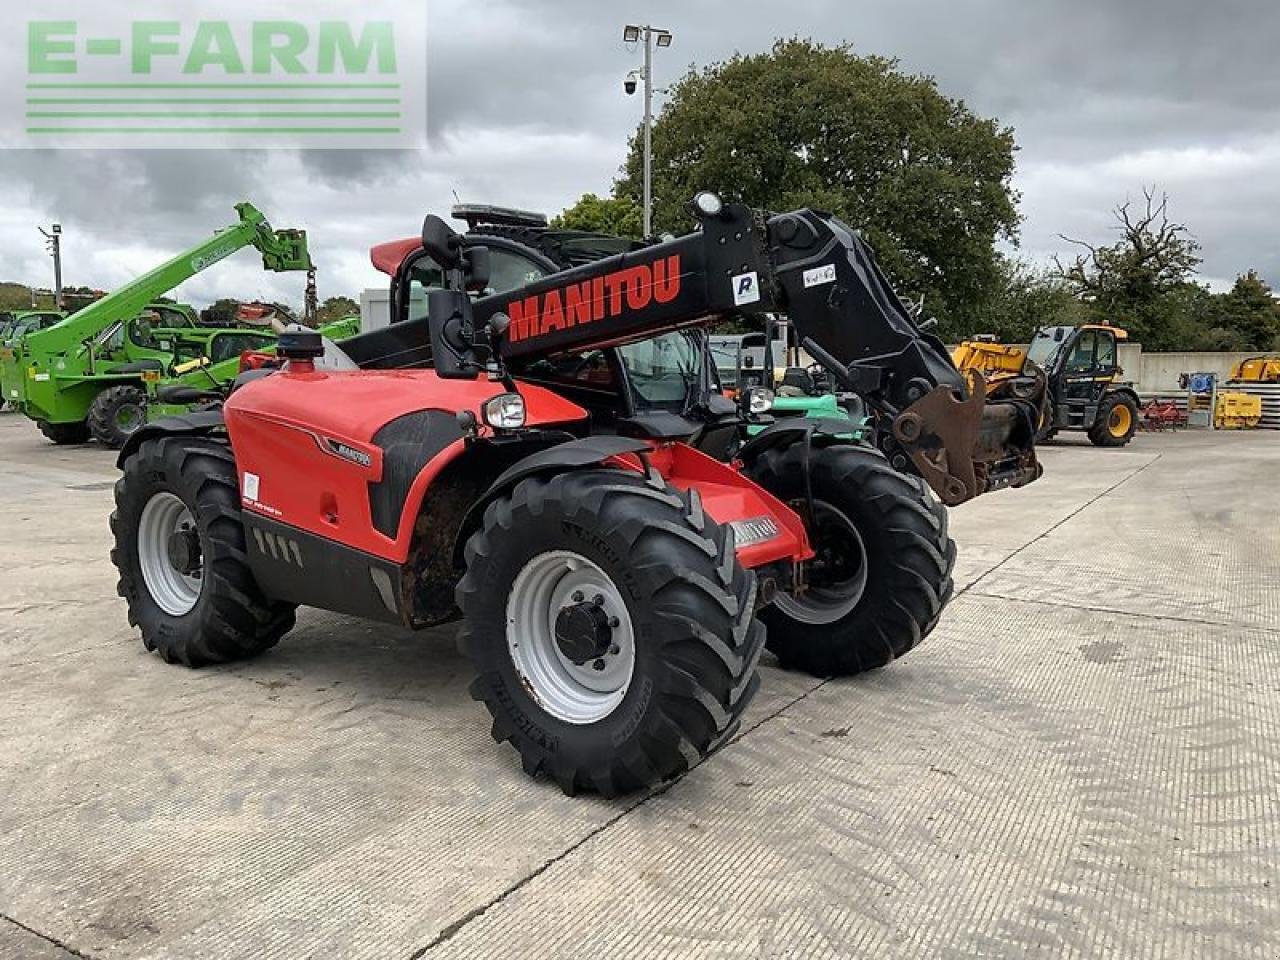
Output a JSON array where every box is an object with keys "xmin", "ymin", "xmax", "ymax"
[
  {"xmin": 747, "ymin": 443, "xmax": 956, "ymax": 677},
  {"xmin": 89, "ymin": 384, "xmax": 148, "ymax": 449},
  {"xmin": 457, "ymin": 468, "xmax": 765, "ymax": 797},
  {"xmin": 37, "ymin": 419, "xmax": 91, "ymax": 445},
  {"xmin": 1088, "ymin": 393, "xmax": 1139, "ymax": 447},
  {"xmin": 111, "ymin": 436, "xmax": 295, "ymax": 667}
]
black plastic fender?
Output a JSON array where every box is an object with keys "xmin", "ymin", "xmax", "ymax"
[
  {"xmin": 116, "ymin": 410, "xmax": 226, "ymax": 468},
  {"xmin": 451, "ymin": 435, "xmax": 651, "ymax": 567}
]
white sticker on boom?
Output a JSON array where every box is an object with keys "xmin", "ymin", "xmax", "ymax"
[
  {"xmin": 803, "ymin": 264, "xmax": 837, "ymax": 288},
  {"xmin": 242, "ymin": 472, "xmax": 261, "ymax": 503},
  {"xmin": 732, "ymin": 271, "xmax": 761, "ymax": 306}
]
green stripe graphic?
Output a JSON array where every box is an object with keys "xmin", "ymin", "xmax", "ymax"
[
  {"xmin": 28, "ymin": 83, "xmax": 401, "ymax": 90},
  {"xmin": 28, "ymin": 98, "xmax": 401, "ymax": 104},
  {"xmin": 28, "ymin": 112, "xmax": 401, "ymax": 118},
  {"xmin": 27, "ymin": 127, "xmax": 403, "ymax": 134}
]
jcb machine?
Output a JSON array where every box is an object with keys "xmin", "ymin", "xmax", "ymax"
[
  {"xmin": 2, "ymin": 203, "xmax": 311, "ymax": 448},
  {"xmin": 112, "ymin": 194, "xmax": 1042, "ymax": 797},
  {"xmin": 1230, "ymin": 356, "xmax": 1280, "ymax": 384},
  {"xmin": 954, "ymin": 324, "xmax": 1142, "ymax": 447}
]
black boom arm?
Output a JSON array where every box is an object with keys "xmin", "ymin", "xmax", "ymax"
[{"xmin": 360, "ymin": 200, "xmax": 1041, "ymax": 505}]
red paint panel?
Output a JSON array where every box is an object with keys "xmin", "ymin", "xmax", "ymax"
[
  {"xmin": 224, "ymin": 369, "xmax": 588, "ymax": 561},
  {"xmin": 369, "ymin": 237, "xmax": 420, "ymax": 277}
]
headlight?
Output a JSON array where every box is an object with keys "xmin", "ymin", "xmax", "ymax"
[
  {"xmin": 481, "ymin": 392, "xmax": 526, "ymax": 430},
  {"xmin": 746, "ymin": 387, "xmax": 774, "ymax": 415}
]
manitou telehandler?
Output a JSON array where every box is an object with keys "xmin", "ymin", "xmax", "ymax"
[{"xmin": 111, "ymin": 193, "xmax": 1042, "ymax": 797}]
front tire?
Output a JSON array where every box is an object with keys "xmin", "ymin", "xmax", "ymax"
[
  {"xmin": 1088, "ymin": 393, "xmax": 1139, "ymax": 447},
  {"xmin": 748, "ymin": 443, "xmax": 956, "ymax": 677},
  {"xmin": 89, "ymin": 384, "xmax": 148, "ymax": 449},
  {"xmin": 37, "ymin": 419, "xmax": 91, "ymax": 445},
  {"xmin": 456, "ymin": 468, "xmax": 765, "ymax": 797},
  {"xmin": 111, "ymin": 436, "xmax": 295, "ymax": 667}
]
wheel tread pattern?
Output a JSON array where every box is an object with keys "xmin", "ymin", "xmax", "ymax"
[
  {"xmin": 110, "ymin": 437, "xmax": 295, "ymax": 667},
  {"xmin": 749, "ymin": 444, "xmax": 956, "ymax": 677},
  {"xmin": 455, "ymin": 469, "xmax": 766, "ymax": 798}
]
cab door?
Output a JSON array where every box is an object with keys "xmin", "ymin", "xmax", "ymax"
[{"xmin": 1058, "ymin": 328, "xmax": 1118, "ymax": 425}]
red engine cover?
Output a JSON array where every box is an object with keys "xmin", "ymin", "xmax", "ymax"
[{"xmin": 223, "ymin": 369, "xmax": 589, "ymax": 561}]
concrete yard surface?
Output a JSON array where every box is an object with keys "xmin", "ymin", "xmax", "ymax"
[{"xmin": 0, "ymin": 412, "xmax": 1276, "ymax": 959}]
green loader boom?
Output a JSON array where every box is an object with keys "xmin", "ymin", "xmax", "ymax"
[{"xmin": 3, "ymin": 203, "xmax": 312, "ymax": 445}]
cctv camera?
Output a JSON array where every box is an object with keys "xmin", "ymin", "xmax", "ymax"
[{"xmin": 624, "ymin": 77, "xmax": 637, "ymax": 95}]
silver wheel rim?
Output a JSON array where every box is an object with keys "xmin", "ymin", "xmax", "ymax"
[
  {"xmin": 138, "ymin": 491, "xmax": 203, "ymax": 617},
  {"xmin": 775, "ymin": 499, "xmax": 868, "ymax": 625},
  {"xmin": 506, "ymin": 550, "xmax": 636, "ymax": 725}
]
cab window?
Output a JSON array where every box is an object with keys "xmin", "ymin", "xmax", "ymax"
[
  {"xmin": 151, "ymin": 307, "xmax": 192, "ymax": 329},
  {"xmin": 1094, "ymin": 332, "xmax": 1117, "ymax": 368},
  {"xmin": 404, "ymin": 244, "xmax": 555, "ymax": 322},
  {"xmin": 1065, "ymin": 330, "xmax": 1098, "ymax": 371}
]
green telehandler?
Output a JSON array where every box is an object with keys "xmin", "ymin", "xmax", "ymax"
[
  {"xmin": 144, "ymin": 304, "xmax": 361, "ymax": 420},
  {"xmin": 1, "ymin": 309, "xmax": 64, "ymax": 410},
  {"xmin": 1, "ymin": 203, "xmax": 313, "ymax": 448}
]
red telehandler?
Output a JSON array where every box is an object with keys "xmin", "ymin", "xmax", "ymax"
[{"xmin": 111, "ymin": 194, "xmax": 1042, "ymax": 796}]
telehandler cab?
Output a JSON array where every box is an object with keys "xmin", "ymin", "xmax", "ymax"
[{"xmin": 112, "ymin": 194, "xmax": 1043, "ymax": 796}]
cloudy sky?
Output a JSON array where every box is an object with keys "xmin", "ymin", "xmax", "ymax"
[{"xmin": 1, "ymin": 0, "xmax": 1276, "ymax": 309}]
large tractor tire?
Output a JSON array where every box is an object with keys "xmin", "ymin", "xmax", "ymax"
[
  {"xmin": 89, "ymin": 384, "xmax": 148, "ymax": 449},
  {"xmin": 111, "ymin": 436, "xmax": 295, "ymax": 667},
  {"xmin": 37, "ymin": 419, "xmax": 91, "ymax": 445},
  {"xmin": 456, "ymin": 468, "xmax": 765, "ymax": 797},
  {"xmin": 1088, "ymin": 393, "xmax": 1139, "ymax": 447},
  {"xmin": 747, "ymin": 443, "xmax": 956, "ymax": 677}
]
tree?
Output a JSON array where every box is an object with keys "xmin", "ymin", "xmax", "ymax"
[
  {"xmin": 969, "ymin": 257, "xmax": 1083, "ymax": 343},
  {"xmin": 1214, "ymin": 271, "xmax": 1280, "ymax": 350},
  {"xmin": 551, "ymin": 193, "xmax": 643, "ymax": 239},
  {"xmin": 317, "ymin": 295, "xmax": 359, "ymax": 326},
  {"xmin": 613, "ymin": 39, "xmax": 1020, "ymax": 340},
  {"xmin": 1053, "ymin": 188, "xmax": 1203, "ymax": 349}
]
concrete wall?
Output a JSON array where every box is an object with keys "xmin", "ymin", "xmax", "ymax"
[
  {"xmin": 1123, "ymin": 348, "xmax": 1257, "ymax": 393},
  {"xmin": 961, "ymin": 341, "xmax": 1257, "ymax": 394}
]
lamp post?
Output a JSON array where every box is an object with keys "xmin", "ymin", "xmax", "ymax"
[
  {"xmin": 38, "ymin": 224, "xmax": 63, "ymax": 310},
  {"xmin": 623, "ymin": 24, "xmax": 672, "ymax": 237}
]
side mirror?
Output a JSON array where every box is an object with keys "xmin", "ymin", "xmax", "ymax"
[
  {"xmin": 428, "ymin": 289, "xmax": 484, "ymax": 380},
  {"xmin": 422, "ymin": 215, "xmax": 462, "ymax": 270},
  {"xmin": 465, "ymin": 245, "xmax": 491, "ymax": 293}
]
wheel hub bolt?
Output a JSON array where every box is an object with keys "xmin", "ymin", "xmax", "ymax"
[
  {"xmin": 592, "ymin": 659, "xmax": 606, "ymax": 671},
  {"xmin": 554, "ymin": 600, "xmax": 615, "ymax": 666},
  {"xmin": 166, "ymin": 527, "xmax": 202, "ymax": 575}
]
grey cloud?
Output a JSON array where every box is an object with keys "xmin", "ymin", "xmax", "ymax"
[{"xmin": 2, "ymin": 0, "xmax": 1278, "ymax": 305}]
